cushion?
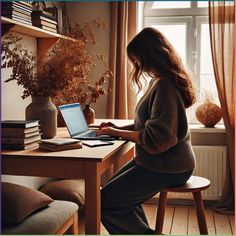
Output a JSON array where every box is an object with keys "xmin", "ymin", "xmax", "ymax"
[
  {"xmin": 2, "ymin": 200, "xmax": 78, "ymax": 234},
  {"xmin": 39, "ymin": 179, "xmax": 85, "ymax": 209},
  {"xmin": 2, "ymin": 182, "xmax": 53, "ymax": 225}
]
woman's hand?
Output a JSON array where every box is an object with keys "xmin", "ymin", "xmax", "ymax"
[
  {"xmin": 99, "ymin": 122, "xmax": 116, "ymax": 129},
  {"xmin": 97, "ymin": 126, "xmax": 141, "ymax": 144},
  {"xmin": 96, "ymin": 127, "xmax": 118, "ymax": 137}
]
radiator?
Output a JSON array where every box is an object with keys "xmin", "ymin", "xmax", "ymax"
[{"xmin": 167, "ymin": 145, "xmax": 227, "ymax": 201}]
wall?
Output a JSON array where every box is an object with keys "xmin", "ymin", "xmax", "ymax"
[{"xmin": 67, "ymin": 2, "xmax": 110, "ymax": 118}]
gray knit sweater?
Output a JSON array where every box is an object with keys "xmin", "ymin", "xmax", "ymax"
[{"xmin": 134, "ymin": 78, "xmax": 195, "ymax": 173}]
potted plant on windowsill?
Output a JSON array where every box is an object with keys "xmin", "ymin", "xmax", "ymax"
[{"xmin": 2, "ymin": 20, "xmax": 112, "ymax": 137}]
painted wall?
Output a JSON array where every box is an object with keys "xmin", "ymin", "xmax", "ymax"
[{"xmin": 67, "ymin": 2, "xmax": 110, "ymax": 118}]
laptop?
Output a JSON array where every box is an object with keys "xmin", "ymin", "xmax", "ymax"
[{"xmin": 59, "ymin": 103, "xmax": 115, "ymax": 140}]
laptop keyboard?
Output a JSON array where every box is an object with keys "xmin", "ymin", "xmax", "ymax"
[{"xmin": 78, "ymin": 130, "xmax": 97, "ymax": 138}]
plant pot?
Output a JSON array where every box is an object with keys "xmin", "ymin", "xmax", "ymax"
[
  {"xmin": 83, "ymin": 104, "xmax": 95, "ymax": 125},
  {"xmin": 26, "ymin": 96, "xmax": 57, "ymax": 139},
  {"xmin": 195, "ymin": 101, "xmax": 222, "ymax": 128}
]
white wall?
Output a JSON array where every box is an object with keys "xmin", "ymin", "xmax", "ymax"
[{"xmin": 67, "ymin": 2, "xmax": 110, "ymax": 118}]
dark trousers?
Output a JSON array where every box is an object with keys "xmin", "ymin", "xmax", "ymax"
[{"xmin": 101, "ymin": 159, "xmax": 193, "ymax": 234}]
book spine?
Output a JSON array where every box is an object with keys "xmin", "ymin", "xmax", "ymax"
[
  {"xmin": 32, "ymin": 19, "xmax": 58, "ymax": 28},
  {"xmin": 2, "ymin": 135, "xmax": 41, "ymax": 145},
  {"xmin": 2, "ymin": 12, "xmax": 32, "ymax": 20},
  {"xmin": 2, "ymin": 2, "xmax": 32, "ymax": 12}
]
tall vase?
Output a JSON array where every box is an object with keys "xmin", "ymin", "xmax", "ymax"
[
  {"xmin": 26, "ymin": 96, "xmax": 57, "ymax": 139},
  {"xmin": 83, "ymin": 104, "xmax": 95, "ymax": 125}
]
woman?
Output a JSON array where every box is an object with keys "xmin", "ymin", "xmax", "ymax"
[{"xmin": 96, "ymin": 27, "xmax": 196, "ymax": 234}]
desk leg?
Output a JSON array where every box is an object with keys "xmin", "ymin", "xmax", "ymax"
[{"xmin": 85, "ymin": 163, "xmax": 101, "ymax": 234}]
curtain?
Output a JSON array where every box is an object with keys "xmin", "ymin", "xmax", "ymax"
[
  {"xmin": 209, "ymin": 1, "xmax": 235, "ymax": 214},
  {"xmin": 107, "ymin": 2, "xmax": 137, "ymax": 119}
]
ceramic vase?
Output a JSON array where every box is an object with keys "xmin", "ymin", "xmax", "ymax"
[
  {"xmin": 195, "ymin": 101, "xmax": 222, "ymax": 127},
  {"xmin": 83, "ymin": 104, "xmax": 95, "ymax": 124},
  {"xmin": 26, "ymin": 96, "xmax": 57, "ymax": 138}
]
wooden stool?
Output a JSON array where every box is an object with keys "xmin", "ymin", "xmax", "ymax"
[{"xmin": 155, "ymin": 176, "xmax": 210, "ymax": 235}]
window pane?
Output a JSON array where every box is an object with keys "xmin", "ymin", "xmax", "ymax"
[
  {"xmin": 197, "ymin": 1, "xmax": 208, "ymax": 8},
  {"xmin": 151, "ymin": 1, "xmax": 191, "ymax": 9},
  {"xmin": 200, "ymin": 23, "xmax": 218, "ymax": 99},
  {"xmin": 152, "ymin": 24, "xmax": 187, "ymax": 65}
]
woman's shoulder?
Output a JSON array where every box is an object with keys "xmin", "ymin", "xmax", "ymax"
[{"xmin": 154, "ymin": 77, "xmax": 177, "ymax": 91}]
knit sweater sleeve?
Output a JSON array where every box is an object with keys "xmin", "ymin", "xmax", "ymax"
[{"xmin": 138, "ymin": 80, "xmax": 184, "ymax": 155}]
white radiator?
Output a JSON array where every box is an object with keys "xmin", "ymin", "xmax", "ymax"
[{"xmin": 167, "ymin": 146, "xmax": 227, "ymax": 201}]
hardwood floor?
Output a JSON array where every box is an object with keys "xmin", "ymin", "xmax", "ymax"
[{"xmin": 78, "ymin": 203, "xmax": 235, "ymax": 235}]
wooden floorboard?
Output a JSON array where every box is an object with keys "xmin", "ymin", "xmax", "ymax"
[
  {"xmin": 214, "ymin": 212, "xmax": 233, "ymax": 235},
  {"xmin": 229, "ymin": 215, "xmax": 235, "ymax": 234},
  {"xmin": 77, "ymin": 203, "xmax": 234, "ymax": 235},
  {"xmin": 205, "ymin": 208, "xmax": 216, "ymax": 235}
]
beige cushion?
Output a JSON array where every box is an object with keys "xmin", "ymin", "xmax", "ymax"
[
  {"xmin": 2, "ymin": 182, "xmax": 53, "ymax": 225},
  {"xmin": 40, "ymin": 179, "xmax": 85, "ymax": 209},
  {"xmin": 2, "ymin": 200, "xmax": 78, "ymax": 234}
]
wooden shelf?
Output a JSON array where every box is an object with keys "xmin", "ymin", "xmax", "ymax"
[{"xmin": 1, "ymin": 16, "xmax": 61, "ymax": 38}]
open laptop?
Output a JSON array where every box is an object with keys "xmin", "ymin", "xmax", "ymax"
[{"xmin": 59, "ymin": 103, "xmax": 115, "ymax": 140}]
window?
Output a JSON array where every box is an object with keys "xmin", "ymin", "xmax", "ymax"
[{"xmin": 141, "ymin": 1, "xmax": 220, "ymax": 124}]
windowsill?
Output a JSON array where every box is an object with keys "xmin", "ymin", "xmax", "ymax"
[{"xmin": 189, "ymin": 124, "xmax": 226, "ymax": 133}]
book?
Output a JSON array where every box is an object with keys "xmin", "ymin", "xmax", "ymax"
[
  {"xmin": 2, "ymin": 126, "xmax": 40, "ymax": 137},
  {"xmin": 2, "ymin": 1, "xmax": 32, "ymax": 9},
  {"xmin": 2, "ymin": 142, "xmax": 39, "ymax": 150},
  {"xmin": 31, "ymin": 14, "xmax": 58, "ymax": 25},
  {"xmin": 39, "ymin": 141, "xmax": 82, "ymax": 152},
  {"xmin": 37, "ymin": 25, "xmax": 57, "ymax": 33},
  {"xmin": 2, "ymin": 5, "xmax": 32, "ymax": 14},
  {"xmin": 1, "ymin": 120, "xmax": 40, "ymax": 129},
  {"xmin": 2, "ymin": 10, "xmax": 32, "ymax": 20},
  {"xmin": 32, "ymin": 20, "xmax": 58, "ymax": 30},
  {"xmin": 9, "ymin": 15, "xmax": 32, "ymax": 25},
  {"xmin": 2, "ymin": 134, "xmax": 41, "ymax": 145},
  {"xmin": 3, "ymin": 13, "xmax": 32, "ymax": 21},
  {"xmin": 41, "ymin": 138, "xmax": 80, "ymax": 146}
]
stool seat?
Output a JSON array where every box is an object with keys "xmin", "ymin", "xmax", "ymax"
[
  {"xmin": 164, "ymin": 176, "xmax": 211, "ymax": 192},
  {"xmin": 155, "ymin": 176, "xmax": 211, "ymax": 235}
]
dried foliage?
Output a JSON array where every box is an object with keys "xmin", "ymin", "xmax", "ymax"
[{"xmin": 2, "ymin": 19, "xmax": 112, "ymax": 105}]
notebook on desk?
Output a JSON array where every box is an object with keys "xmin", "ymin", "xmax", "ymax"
[{"xmin": 59, "ymin": 103, "xmax": 115, "ymax": 140}]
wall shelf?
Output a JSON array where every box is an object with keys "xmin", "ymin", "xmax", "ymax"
[{"xmin": 1, "ymin": 16, "xmax": 61, "ymax": 38}]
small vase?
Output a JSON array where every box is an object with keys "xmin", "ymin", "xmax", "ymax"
[
  {"xmin": 26, "ymin": 96, "xmax": 57, "ymax": 139},
  {"xmin": 83, "ymin": 104, "xmax": 95, "ymax": 125}
]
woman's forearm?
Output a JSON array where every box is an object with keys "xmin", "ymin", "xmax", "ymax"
[
  {"xmin": 96, "ymin": 127, "xmax": 140, "ymax": 144},
  {"xmin": 116, "ymin": 124, "xmax": 135, "ymax": 131}
]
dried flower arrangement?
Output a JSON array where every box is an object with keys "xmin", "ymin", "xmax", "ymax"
[
  {"xmin": 1, "ymin": 19, "xmax": 112, "ymax": 107},
  {"xmin": 195, "ymin": 91, "xmax": 222, "ymax": 127}
]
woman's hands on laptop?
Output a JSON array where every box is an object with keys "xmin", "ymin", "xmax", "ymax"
[{"xmin": 96, "ymin": 122, "xmax": 141, "ymax": 144}]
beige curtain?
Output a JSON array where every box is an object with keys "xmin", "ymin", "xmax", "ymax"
[
  {"xmin": 107, "ymin": 2, "xmax": 137, "ymax": 119},
  {"xmin": 209, "ymin": 1, "xmax": 235, "ymax": 214}
]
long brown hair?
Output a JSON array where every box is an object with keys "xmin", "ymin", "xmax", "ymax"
[{"xmin": 127, "ymin": 27, "xmax": 196, "ymax": 108}]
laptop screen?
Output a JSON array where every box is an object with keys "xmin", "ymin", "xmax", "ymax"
[{"xmin": 59, "ymin": 103, "xmax": 89, "ymax": 136}]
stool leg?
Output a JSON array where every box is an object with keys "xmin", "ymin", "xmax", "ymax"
[
  {"xmin": 155, "ymin": 191, "xmax": 168, "ymax": 234},
  {"xmin": 192, "ymin": 191, "xmax": 208, "ymax": 235}
]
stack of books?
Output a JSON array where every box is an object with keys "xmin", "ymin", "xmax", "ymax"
[
  {"xmin": 39, "ymin": 138, "xmax": 82, "ymax": 151},
  {"xmin": 2, "ymin": 1, "xmax": 33, "ymax": 26},
  {"xmin": 31, "ymin": 10, "xmax": 58, "ymax": 33},
  {"xmin": 1, "ymin": 120, "xmax": 41, "ymax": 150}
]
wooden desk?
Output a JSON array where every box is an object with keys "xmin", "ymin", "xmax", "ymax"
[{"xmin": 2, "ymin": 121, "xmax": 135, "ymax": 234}]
